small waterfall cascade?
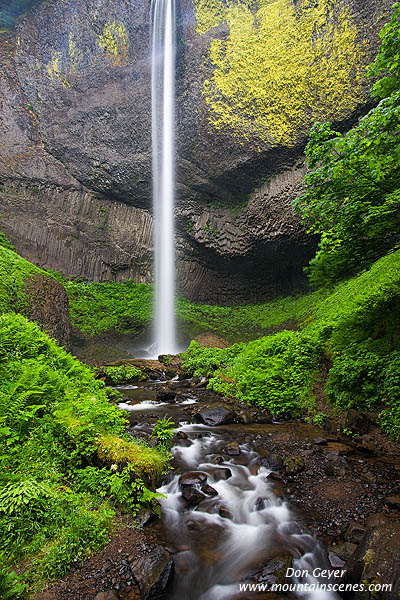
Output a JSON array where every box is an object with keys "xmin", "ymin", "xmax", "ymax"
[{"xmin": 151, "ymin": 0, "xmax": 177, "ymax": 356}]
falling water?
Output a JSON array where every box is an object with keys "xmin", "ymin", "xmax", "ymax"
[{"xmin": 151, "ymin": 0, "xmax": 177, "ymax": 356}]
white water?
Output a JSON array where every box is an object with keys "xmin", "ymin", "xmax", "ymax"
[
  {"xmin": 158, "ymin": 425, "xmax": 339, "ymax": 600},
  {"xmin": 151, "ymin": 0, "xmax": 177, "ymax": 356}
]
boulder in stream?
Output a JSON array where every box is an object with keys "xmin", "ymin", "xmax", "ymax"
[
  {"xmin": 156, "ymin": 387, "xmax": 176, "ymax": 402},
  {"xmin": 179, "ymin": 471, "xmax": 208, "ymax": 488},
  {"xmin": 224, "ymin": 441, "xmax": 240, "ymax": 456},
  {"xmin": 182, "ymin": 487, "xmax": 207, "ymax": 506},
  {"xmin": 196, "ymin": 404, "xmax": 234, "ymax": 426},
  {"xmin": 130, "ymin": 545, "xmax": 173, "ymax": 600}
]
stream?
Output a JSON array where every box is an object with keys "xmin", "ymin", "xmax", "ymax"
[{"xmin": 117, "ymin": 379, "xmax": 340, "ymax": 600}]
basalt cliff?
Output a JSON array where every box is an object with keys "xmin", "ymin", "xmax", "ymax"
[{"xmin": 0, "ymin": 0, "xmax": 391, "ymax": 303}]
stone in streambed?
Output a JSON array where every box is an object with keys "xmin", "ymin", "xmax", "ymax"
[
  {"xmin": 344, "ymin": 521, "xmax": 366, "ymax": 544},
  {"xmin": 196, "ymin": 404, "xmax": 234, "ymax": 427},
  {"xmin": 340, "ymin": 523, "xmax": 400, "ymax": 598},
  {"xmin": 202, "ymin": 484, "xmax": 218, "ymax": 496},
  {"xmin": 182, "ymin": 487, "xmax": 207, "ymax": 507},
  {"xmin": 224, "ymin": 441, "xmax": 240, "ymax": 456},
  {"xmin": 258, "ymin": 453, "xmax": 283, "ymax": 471},
  {"xmin": 94, "ymin": 592, "xmax": 119, "ymax": 600},
  {"xmin": 212, "ymin": 467, "xmax": 232, "ymax": 482},
  {"xmin": 219, "ymin": 506, "xmax": 232, "ymax": 519},
  {"xmin": 156, "ymin": 388, "xmax": 176, "ymax": 402},
  {"xmin": 212, "ymin": 455, "xmax": 225, "ymax": 464},
  {"xmin": 329, "ymin": 542, "xmax": 358, "ymax": 562},
  {"xmin": 283, "ymin": 456, "xmax": 305, "ymax": 474},
  {"xmin": 313, "ymin": 437, "xmax": 327, "ymax": 445},
  {"xmin": 130, "ymin": 545, "xmax": 173, "ymax": 600},
  {"xmin": 178, "ymin": 471, "xmax": 207, "ymax": 488},
  {"xmin": 384, "ymin": 494, "xmax": 400, "ymax": 509}
]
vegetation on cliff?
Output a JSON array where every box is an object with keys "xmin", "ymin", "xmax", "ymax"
[
  {"xmin": 295, "ymin": 3, "xmax": 400, "ymax": 285},
  {"xmin": 197, "ymin": 0, "xmax": 372, "ymax": 146},
  {"xmin": 183, "ymin": 4, "xmax": 400, "ymax": 440}
]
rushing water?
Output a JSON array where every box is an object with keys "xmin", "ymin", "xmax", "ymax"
[
  {"xmin": 119, "ymin": 381, "xmax": 339, "ymax": 600},
  {"xmin": 151, "ymin": 0, "xmax": 177, "ymax": 356}
]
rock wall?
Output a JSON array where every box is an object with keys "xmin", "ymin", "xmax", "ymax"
[{"xmin": 0, "ymin": 0, "xmax": 392, "ymax": 303}]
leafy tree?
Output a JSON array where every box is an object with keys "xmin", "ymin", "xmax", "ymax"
[
  {"xmin": 368, "ymin": 2, "xmax": 400, "ymax": 99},
  {"xmin": 295, "ymin": 4, "xmax": 400, "ymax": 286}
]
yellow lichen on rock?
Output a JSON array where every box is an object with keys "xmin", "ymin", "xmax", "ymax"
[
  {"xmin": 198, "ymin": 0, "xmax": 368, "ymax": 147},
  {"xmin": 47, "ymin": 51, "xmax": 70, "ymax": 87},
  {"xmin": 98, "ymin": 20, "xmax": 129, "ymax": 67},
  {"xmin": 68, "ymin": 32, "xmax": 81, "ymax": 73}
]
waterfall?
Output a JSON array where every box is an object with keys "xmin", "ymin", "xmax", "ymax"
[{"xmin": 151, "ymin": 0, "xmax": 177, "ymax": 356}]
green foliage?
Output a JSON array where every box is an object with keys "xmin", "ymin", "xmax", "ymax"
[
  {"xmin": 295, "ymin": 96, "xmax": 400, "ymax": 285},
  {"xmin": 295, "ymin": 4, "xmax": 400, "ymax": 286},
  {"xmin": 0, "ymin": 232, "xmax": 15, "ymax": 252},
  {"xmin": 0, "ymin": 566, "xmax": 28, "ymax": 599},
  {"xmin": 182, "ymin": 248, "xmax": 400, "ymax": 436},
  {"xmin": 183, "ymin": 341, "xmax": 244, "ymax": 377},
  {"xmin": 152, "ymin": 417, "xmax": 175, "ymax": 447},
  {"xmin": 0, "ymin": 246, "xmax": 41, "ymax": 315},
  {"xmin": 0, "ymin": 313, "xmax": 168, "ymax": 592},
  {"xmin": 184, "ymin": 333, "xmax": 319, "ymax": 417},
  {"xmin": 74, "ymin": 466, "xmax": 161, "ymax": 513},
  {"xmin": 103, "ymin": 365, "xmax": 145, "ymax": 384},
  {"xmin": 368, "ymin": 2, "xmax": 400, "ymax": 99},
  {"xmin": 62, "ymin": 280, "xmax": 152, "ymax": 336}
]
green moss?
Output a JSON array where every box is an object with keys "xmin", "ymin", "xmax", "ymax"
[{"xmin": 198, "ymin": 0, "xmax": 368, "ymax": 147}]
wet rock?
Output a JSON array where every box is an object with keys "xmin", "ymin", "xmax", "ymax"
[
  {"xmin": 259, "ymin": 453, "xmax": 283, "ymax": 471},
  {"xmin": 329, "ymin": 542, "xmax": 358, "ymax": 562},
  {"xmin": 341, "ymin": 523, "xmax": 400, "ymax": 598},
  {"xmin": 196, "ymin": 404, "xmax": 235, "ymax": 427},
  {"xmin": 212, "ymin": 455, "xmax": 226, "ymax": 464},
  {"xmin": 384, "ymin": 494, "xmax": 400, "ymax": 509},
  {"xmin": 365, "ymin": 513, "xmax": 389, "ymax": 528},
  {"xmin": 201, "ymin": 484, "xmax": 218, "ymax": 497},
  {"xmin": 360, "ymin": 471, "xmax": 376, "ymax": 484},
  {"xmin": 178, "ymin": 472, "xmax": 207, "ymax": 488},
  {"xmin": 130, "ymin": 545, "xmax": 173, "ymax": 600},
  {"xmin": 224, "ymin": 441, "xmax": 240, "ymax": 456},
  {"xmin": 283, "ymin": 456, "xmax": 305, "ymax": 475},
  {"xmin": 313, "ymin": 437, "xmax": 327, "ymax": 445},
  {"xmin": 254, "ymin": 497, "xmax": 269, "ymax": 511},
  {"xmin": 136, "ymin": 508, "xmax": 155, "ymax": 528},
  {"xmin": 266, "ymin": 471, "xmax": 282, "ymax": 482},
  {"xmin": 219, "ymin": 506, "xmax": 233, "ymax": 519},
  {"xmin": 94, "ymin": 592, "xmax": 119, "ymax": 600},
  {"xmin": 156, "ymin": 388, "xmax": 176, "ymax": 402},
  {"xmin": 328, "ymin": 552, "xmax": 345, "ymax": 568},
  {"xmin": 344, "ymin": 521, "xmax": 367, "ymax": 544},
  {"xmin": 341, "ymin": 409, "xmax": 371, "ymax": 436},
  {"xmin": 324, "ymin": 455, "xmax": 349, "ymax": 477},
  {"xmin": 213, "ymin": 468, "xmax": 232, "ymax": 482},
  {"xmin": 235, "ymin": 409, "xmax": 254, "ymax": 424},
  {"xmin": 182, "ymin": 487, "xmax": 207, "ymax": 507},
  {"xmin": 257, "ymin": 411, "xmax": 273, "ymax": 425}
]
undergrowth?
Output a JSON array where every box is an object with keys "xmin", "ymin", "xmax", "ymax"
[
  {"xmin": 0, "ymin": 312, "xmax": 168, "ymax": 595},
  {"xmin": 182, "ymin": 249, "xmax": 400, "ymax": 439}
]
